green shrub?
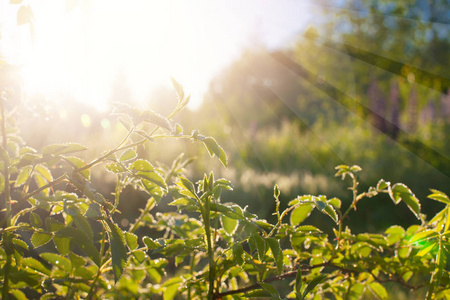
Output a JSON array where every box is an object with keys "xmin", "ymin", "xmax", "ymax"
[{"xmin": 0, "ymin": 82, "xmax": 449, "ymax": 299}]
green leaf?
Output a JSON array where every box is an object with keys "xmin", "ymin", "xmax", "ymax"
[
  {"xmin": 252, "ymin": 234, "xmax": 266, "ymax": 260},
  {"xmin": 202, "ymin": 137, "xmax": 228, "ymax": 167},
  {"xmin": 35, "ymin": 164, "xmax": 53, "ymax": 182},
  {"xmin": 12, "ymin": 238, "xmax": 28, "ymax": 251},
  {"xmin": 221, "ymin": 215, "xmax": 239, "ymax": 236},
  {"xmin": 232, "ymin": 243, "xmax": 244, "ymax": 265},
  {"xmin": 15, "ymin": 165, "xmax": 32, "ymax": 187},
  {"xmin": 369, "ymin": 282, "xmax": 387, "ymax": 299},
  {"xmin": 40, "ymin": 252, "xmax": 72, "ymax": 273},
  {"xmin": 105, "ymin": 220, "xmax": 128, "ymax": 283},
  {"xmin": 376, "ymin": 179, "xmax": 389, "ymax": 191},
  {"xmin": 171, "ymin": 77, "xmax": 185, "ymax": 103},
  {"xmin": 29, "ymin": 212, "xmax": 43, "ymax": 227},
  {"xmin": 53, "ymin": 235, "xmax": 71, "ymax": 256},
  {"xmin": 129, "ymin": 159, "xmax": 155, "ymax": 172},
  {"xmin": 45, "ymin": 217, "xmax": 65, "ymax": 232},
  {"xmin": 258, "ymin": 282, "xmax": 281, "ymax": 299},
  {"xmin": 295, "ymin": 268, "xmax": 303, "ymax": 300},
  {"xmin": 132, "ymin": 250, "xmax": 147, "ymax": 264},
  {"xmin": 65, "ymin": 156, "xmax": 90, "ymax": 179},
  {"xmin": 266, "ymin": 237, "xmax": 283, "ymax": 274},
  {"xmin": 119, "ymin": 149, "xmax": 137, "ymax": 162},
  {"xmin": 10, "ymin": 290, "xmax": 27, "ymax": 300},
  {"xmin": 428, "ymin": 189, "xmax": 450, "ymax": 205},
  {"xmin": 125, "ymin": 232, "xmax": 139, "ymax": 250},
  {"xmin": 42, "ymin": 143, "xmax": 87, "ymax": 156},
  {"xmin": 105, "ymin": 162, "xmax": 126, "ymax": 173},
  {"xmin": 31, "ymin": 232, "xmax": 52, "ymax": 248},
  {"xmin": 163, "ymin": 277, "xmax": 182, "ymax": 300},
  {"xmin": 290, "ymin": 204, "xmax": 314, "ymax": 226},
  {"xmin": 68, "ymin": 252, "xmax": 86, "ymax": 269},
  {"xmin": 22, "ymin": 257, "xmax": 51, "ymax": 276},
  {"xmin": 141, "ymin": 110, "xmax": 173, "ymax": 131},
  {"xmin": 389, "ymin": 183, "xmax": 421, "ymax": 219},
  {"xmin": 138, "ymin": 171, "xmax": 167, "ymax": 189},
  {"xmin": 59, "ymin": 227, "xmax": 100, "ymax": 266},
  {"xmin": 409, "ymin": 229, "xmax": 439, "ymax": 244},
  {"xmin": 301, "ymin": 275, "xmax": 327, "ymax": 300},
  {"xmin": 176, "ymin": 176, "xmax": 197, "ymax": 199}
]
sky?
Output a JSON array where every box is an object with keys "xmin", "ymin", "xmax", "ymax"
[{"xmin": 0, "ymin": 0, "xmax": 314, "ymax": 110}]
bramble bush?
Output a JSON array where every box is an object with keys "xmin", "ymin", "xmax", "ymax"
[{"xmin": 0, "ymin": 80, "xmax": 449, "ymax": 299}]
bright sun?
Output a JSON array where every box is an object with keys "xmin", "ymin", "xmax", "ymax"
[
  {"xmin": 1, "ymin": 1, "xmax": 311, "ymax": 111},
  {"xmin": 4, "ymin": 0, "xmax": 238, "ymax": 111}
]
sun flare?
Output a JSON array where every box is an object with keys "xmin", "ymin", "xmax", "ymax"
[{"xmin": 5, "ymin": 0, "xmax": 237, "ymax": 111}]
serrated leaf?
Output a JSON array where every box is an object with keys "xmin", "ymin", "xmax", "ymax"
[
  {"xmin": 141, "ymin": 110, "xmax": 173, "ymax": 131},
  {"xmin": 42, "ymin": 143, "xmax": 87, "ymax": 156},
  {"xmin": 143, "ymin": 237, "xmax": 161, "ymax": 250},
  {"xmin": 176, "ymin": 176, "xmax": 197, "ymax": 199},
  {"xmin": 323, "ymin": 204, "xmax": 338, "ymax": 223},
  {"xmin": 85, "ymin": 202, "xmax": 102, "ymax": 219},
  {"xmin": 125, "ymin": 232, "xmax": 138, "ymax": 250},
  {"xmin": 369, "ymin": 282, "xmax": 387, "ymax": 299},
  {"xmin": 35, "ymin": 164, "xmax": 53, "ymax": 182},
  {"xmin": 119, "ymin": 149, "xmax": 137, "ymax": 162},
  {"xmin": 69, "ymin": 252, "xmax": 87, "ymax": 269},
  {"xmin": 428, "ymin": 189, "xmax": 450, "ymax": 204},
  {"xmin": 389, "ymin": 183, "xmax": 421, "ymax": 219},
  {"xmin": 105, "ymin": 162, "xmax": 126, "ymax": 173},
  {"xmin": 202, "ymin": 137, "xmax": 227, "ymax": 167},
  {"xmin": 53, "ymin": 235, "xmax": 71, "ymax": 255},
  {"xmin": 45, "ymin": 217, "xmax": 65, "ymax": 232},
  {"xmin": 22, "ymin": 257, "xmax": 51, "ymax": 276},
  {"xmin": 105, "ymin": 220, "xmax": 128, "ymax": 283},
  {"xmin": 129, "ymin": 159, "xmax": 155, "ymax": 172},
  {"xmin": 377, "ymin": 179, "xmax": 389, "ymax": 191},
  {"xmin": 291, "ymin": 204, "xmax": 314, "ymax": 226},
  {"xmin": 258, "ymin": 282, "xmax": 281, "ymax": 299},
  {"xmin": 138, "ymin": 171, "xmax": 167, "ymax": 189},
  {"xmin": 132, "ymin": 250, "xmax": 147, "ymax": 264},
  {"xmin": 29, "ymin": 212, "xmax": 42, "ymax": 227},
  {"xmin": 40, "ymin": 252, "xmax": 72, "ymax": 273},
  {"xmin": 409, "ymin": 229, "xmax": 439, "ymax": 244},
  {"xmin": 12, "ymin": 238, "xmax": 28, "ymax": 251},
  {"xmin": 221, "ymin": 215, "xmax": 239, "ymax": 236},
  {"xmin": 65, "ymin": 156, "xmax": 90, "ymax": 179},
  {"xmin": 16, "ymin": 166, "xmax": 33, "ymax": 188},
  {"xmin": 252, "ymin": 234, "xmax": 266, "ymax": 260},
  {"xmin": 59, "ymin": 227, "xmax": 100, "ymax": 266},
  {"xmin": 266, "ymin": 238, "xmax": 282, "ymax": 273}
]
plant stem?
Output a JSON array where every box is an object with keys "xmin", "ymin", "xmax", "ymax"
[
  {"xmin": 1, "ymin": 99, "xmax": 12, "ymax": 300},
  {"xmin": 200, "ymin": 195, "xmax": 215, "ymax": 300}
]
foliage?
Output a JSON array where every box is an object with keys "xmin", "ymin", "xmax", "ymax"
[{"xmin": 0, "ymin": 81, "xmax": 449, "ymax": 300}]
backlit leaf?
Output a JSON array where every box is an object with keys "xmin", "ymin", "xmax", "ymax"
[
  {"xmin": 389, "ymin": 183, "xmax": 421, "ymax": 219},
  {"xmin": 105, "ymin": 220, "xmax": 128, "ymax": 283},
  {"xmin": 291, "ymin": 204, "xmax": 314, "ymax": 226},
  {"xmin": 30, "ymin": 232, "xmax": 52, "ymax": 248}
]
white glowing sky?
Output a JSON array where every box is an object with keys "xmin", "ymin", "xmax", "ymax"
[{"xmin": 0, "ymin": 0, "xmax": 313, "ymax": 111}]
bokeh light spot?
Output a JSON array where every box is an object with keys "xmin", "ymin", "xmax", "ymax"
[{"xmin": 81, "ymin": 114, "xmax": 91, "ymax": 128}]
